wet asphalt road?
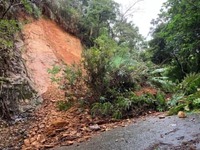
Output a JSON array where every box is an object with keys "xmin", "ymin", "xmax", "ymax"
[{"xmin": 53, "ymin": 113, "xmax": 200, "ymax": 150}]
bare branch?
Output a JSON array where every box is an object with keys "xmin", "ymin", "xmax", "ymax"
[
  {"xmin": 121, "ymin": 0, "xmax": 143, "ymax": 20},
  {"xmin": 1, "ymin": 0, "xmax": 15, "ymax": 19}
]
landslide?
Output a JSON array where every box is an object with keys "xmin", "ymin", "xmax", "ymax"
[
  {"xmin": 20, "ymin": 18, "xmax": 86, "ymax": 149},
  {"xmin": 1, "ymin": 16, "xmax": 150, "ymax": 150},
  {"xmin": 0, "ymin": 17, "xmax": 83, "ymax": 149},
  {"xmin": 22, "ymin": 18, "xmax": 82, "ymax": 94},
  {"xmin": 20, "ymin": 18, "xmax": 134, "ymax": 150}
]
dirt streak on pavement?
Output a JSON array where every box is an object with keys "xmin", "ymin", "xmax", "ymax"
[{"xmin": 55, "ymin": 113, "xmax": 200, "ymax": 150}]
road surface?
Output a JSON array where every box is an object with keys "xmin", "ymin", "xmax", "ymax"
[{"xmin": 53, "ymin": 113, "xmax": 200, "ymax": 150}]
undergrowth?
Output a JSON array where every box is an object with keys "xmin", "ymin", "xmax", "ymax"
[
  {"xmin": 168, "ymin": 73, "xmax": 200, "ymax": 115},
  {"xmin": 91, "ymin": 91, "xmax": 168, "ymax": 119},
  {"xmin": 48, "ymin": 33, "xmax": 200, "ymax": 119},
  {"xmin": 48, "ymin": 35, "xmax": 170, "ymax": 119},
  {"xmin": 57, "ymin": 100, "xmax": 73, "ymax": 111}
]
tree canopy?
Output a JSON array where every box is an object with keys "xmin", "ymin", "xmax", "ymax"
[
  {"xmin": 150, "ymin": 0, "xmax": 200, "ymax": 80},
  {"xmin": 41, "ymin": 0, "xmax": 143, "ymax": 47}
]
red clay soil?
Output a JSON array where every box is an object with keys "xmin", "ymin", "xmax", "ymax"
[
  {"xmin": 21, "ymin": 18, "xmax": 87, "ymax": 149},
  {"xmin": 135, "ymin": 87, "xmax": 158, "ymax": 96},
  {"xmin": 22, "ymin": 18, "xmax": 82, "ymax": 94}
]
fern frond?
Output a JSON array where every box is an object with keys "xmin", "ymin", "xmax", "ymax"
[
  {"xmin": 180, "ymin": 73, "xmax": 200, "ymax": 95},
  {"xmin": 150, "ymin": 77, "xmax": 176, "ymax": 92},
  {"xmin": 151, "ymin": 68, "xmax": 169, "ymax": 74}
]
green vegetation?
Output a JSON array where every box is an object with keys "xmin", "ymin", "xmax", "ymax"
[
  {"xmin": 168, "ymin": 73, "xmax": 200, "ymax": 115},
  {"xmin": 45, "ymin": 0, "xmax": 200, "ymax": 119},
  {"xmin": 149, "ymin": 0, "xmax": 200, "ymax": 115},
  {"xmin": 1, "ymin": 0, "xmax": 200, "ymax": 119},
  {"xmin": 39, "ymin": 0, "xmax": 143, "ymax": 47},
  {"xmin": 47, "ymin": 65, "xmax": 61, "ymax": 83},
  {"xmin": 57, "ymin": 100, "xmax": 73, "ymax": 111},
  {"xmin": 150, "ymin": 0, "xmax": 200, "ymax": 80}
]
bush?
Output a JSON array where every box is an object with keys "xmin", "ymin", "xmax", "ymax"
[
  {"xmin": 48, "ymin": 63, "xmax": 87, "ymax": 112},
  {"xmin": 57, "ymin": 100, "xmax": 73, "ymax": 111},
  {"xmin": 149, "ymin": 67, "xmax": 176, "ymax": 93},
  {"xmin": 167, "ymin": 73, "xmax": 200, "ymax": 115},
  {"xmin": 81, "ymin": 33, "xmax": 170, "ymax": 118},
  {"xmin": 83, "ymin": 34, "xmax": 145, "ymax": 100},
  {"xmin": 90, "ymin": 91, "xmax": 168, "ymax": 119},
  {"xmin": 91, "ymin": 102, "xmax": 113, "ymax": 117},
  {"xmin": 47, "ymin": 65, "xmax": 61, "ymax": 83},
  {"xmin": 63, "ymin": 64, "xmax": 83, "ymax": 88},
  {"xmin": 179, "ymin": 73, "xmax": 200, "ymax": 95}
]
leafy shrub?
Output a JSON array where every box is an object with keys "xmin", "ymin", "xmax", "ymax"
[
  {"xmin": 63, "ymin": 64, "xmax": 83, "ymax": 88},
  {"xmin": 167, "ymin": 93, "xmax": 185, "ymax": 107},
  {"xmin": 83, "ymin": 34, "xmax": 145, "ymax": 100},
  {"xmin": 155, "ymin": 91, "xmax": 168, "ymax": 112},
  {"xmin": 179, "ymin": 73, "xmax": 200, "ymax": 95},
  {"xmin": 57, "ymin": 100, "xmax": 73, "ymax": 111},
  {"xmin": 112, "ymin": 110, "xmax": 122, "ymax": 119},
  {"xmin": 0, "ymin": 20, "xmax": 19, "ymax": 49},
  {"xmin": 47, "ymin": 65, "xmax": 61, "ymax": 83},
  {"xmin": 168, "ymin": 104, "xmax": 186, "ymax": 116},
  {"xmin": 91, "ymin": 91, "xmax": 168, "ymax": 119},
  {"xmin": 91, "ymin": 102, "xmax": 113, "ymax": 117},
  {"xmin": 150, "ymin": 67, "xmax": 176, "ymax": 93},
  {"xmin": 81, "ymin": 33, "xmax": 170, "ymax": 119},
  {"xmin": 167, "ymin": 73, "xmax": 200, "ymax": 115},
  {"xmin": 193, "ymin": 98, "xmax": 200, "ymax": 109},
  {"xmin": 48, "ymin": 64, "xmax": 83, "ymax": 87},
  {"xmin": 48, "ymin": 63, "xmax": 85, "ymax": 105},
  {"xmin": 32, "ymin": 4, "xmax": 42, "ymax": 18},
  {"xmin": 187, "ymin": 91, "xmax": 200, "ymax": 110},
  {"xmin": 167, "ymin": 92, "xmax": 200, "ymax": 115}
]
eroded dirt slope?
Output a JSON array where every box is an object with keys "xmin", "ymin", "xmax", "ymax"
[
  {"xmin": 20, "ymin": 18, "xmax": 135, "ymax": 150},
  {"xmin": 22, "ymin": 18, "xmax": 82, "ymax": 94}
]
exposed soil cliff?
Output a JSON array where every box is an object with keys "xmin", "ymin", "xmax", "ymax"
[
  {"xmin": 0, "ymin": 17, "xmax": 83, "ymax": 149},
  {"xmin": 22, "ymin": 18, "xmax": 82, "ymax": 94}
]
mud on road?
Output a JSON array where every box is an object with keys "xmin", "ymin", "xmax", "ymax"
[{"xmin": 55, "ymin": 113, "xmax": 200, "ymax": 150}]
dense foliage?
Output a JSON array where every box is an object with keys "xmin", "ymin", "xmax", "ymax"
[
  {"xmin": 39, "ymin": 0, "xmax": 144, "ymax": 48},
  {"xmin": 150, "ymin": 0, "xmax": 200, "ymax": 80},
  {"xmin": 168, "ymin": 73, "xmax": 200, "ymax": 115},
  {"xmin": 149, "ymin": 0, "xmax": 200, "ymax": 114}
]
